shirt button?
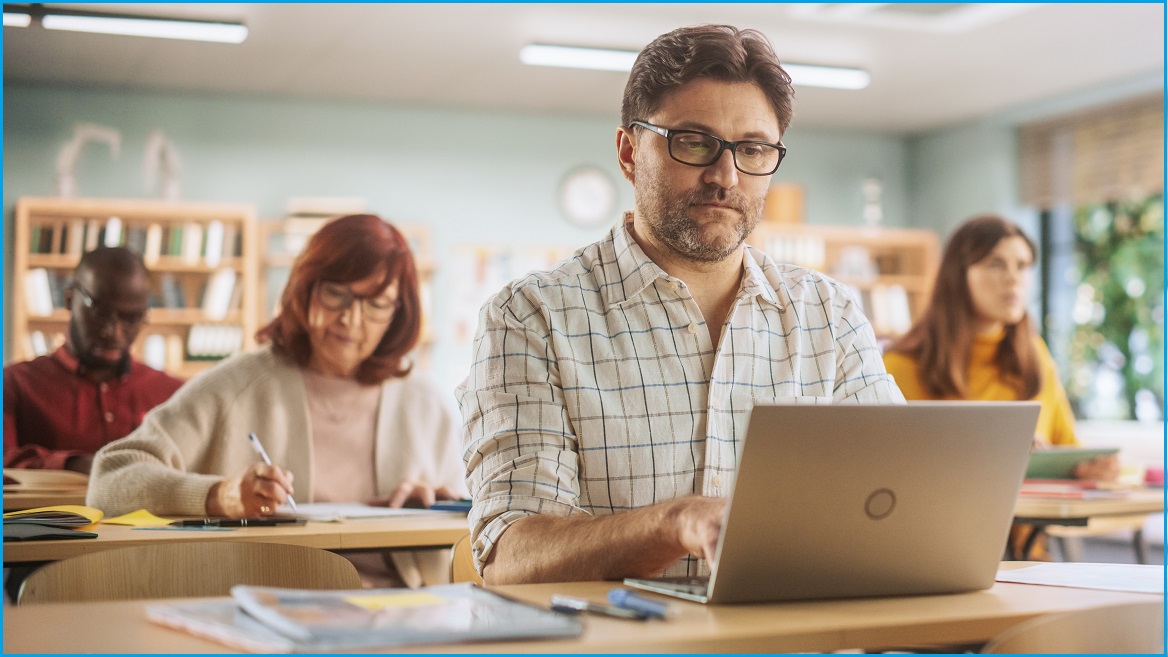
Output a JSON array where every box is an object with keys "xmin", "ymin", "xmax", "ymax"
[
  {"xmin": 687, "ymin": 323, "xmax": 699, "ymax": 335},
  {"xmin": 674, "ymin": 281, "xmax": 683, "ymax": 292},
  {"xmin": 104, "ymin": 412, "xmax": 114, "ymax": 423},
  {"xmin": 712, "ymin": 475, "xmax": 723, "ymax": 488}
]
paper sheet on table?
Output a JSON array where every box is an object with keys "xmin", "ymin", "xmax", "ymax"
[
  {"xmin": 102, "ymin": 509, "xmax": 176, "ymax": 527},
  {"xmin": 996, "ymin": 563, "xmax": 1163, "ymax": 594},
  {"xmin": 275, "ymin": 503, "xmax": 432, "ymax": 522}
]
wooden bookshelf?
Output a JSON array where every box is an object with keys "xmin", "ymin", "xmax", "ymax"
[
  {"xmin": 258, "ymin": 216, "xmax": 435, "ymax": 368},
  {"xmin": 11, "ymin": 197, "xmax": 259, "ymax": 380},
  {"xmin": 748, "ymin": 223, "xmax": 940, "ymax": 340}
]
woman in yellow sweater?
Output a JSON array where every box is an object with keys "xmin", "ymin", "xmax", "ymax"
[
  {"xmin": 883, "ymin": 215, "xmax": 1117, "ymax": 475},
  {"xmin": 884, "ymin": 215, "xmax": 1117, "ymax": 559}
]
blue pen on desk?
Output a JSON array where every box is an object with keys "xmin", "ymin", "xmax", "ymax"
[
  {"xmin": 608, "ymin": 588, "xmax": 670, "ymax": 619},
  {"xmin": 248, "ymin": 432, "xmax": 298, "ymax": 511}
]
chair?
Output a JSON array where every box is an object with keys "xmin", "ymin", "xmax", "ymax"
[
  {"xmin": 981, "ymin": 600, "xmax": 1165, "ymax": 654},
  {"xmin": 17, "ymin": 541, "xmax": 361, "ymax": 605},
  {"xmin": 450, "ymin": 533, "xmax": 483, "ymax": 585}
]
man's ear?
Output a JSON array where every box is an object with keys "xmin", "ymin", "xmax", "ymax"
[{"xmin": 616, "ymin": 127, "xmax": 636, "ymax": 184}]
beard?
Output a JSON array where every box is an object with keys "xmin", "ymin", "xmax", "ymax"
[
  {"xmin": 69, "ymin": 319, "xmax": 129, "ymax": 373},
  {"xmin": 636, "ymin": 175, "xmax": 765, "ymax": 263}
]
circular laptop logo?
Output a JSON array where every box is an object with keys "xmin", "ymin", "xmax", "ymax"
[{"xmin": 865, "ymin": 488, "xmax": 896, "ymax": 520}]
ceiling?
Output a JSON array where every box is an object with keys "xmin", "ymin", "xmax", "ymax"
[{"xmin": 3, "ymin": 3, "xmax": 1164, "ymax": 135}]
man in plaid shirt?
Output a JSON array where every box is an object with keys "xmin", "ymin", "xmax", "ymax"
[{"xmin": 458, "ymin": 24, "xmax": 904, "ymax": 584}]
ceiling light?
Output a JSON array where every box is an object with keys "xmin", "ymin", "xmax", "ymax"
[
  {"xmin": 3, "ymin": 4, "xmax": 247, "ymax": 43},
  {"xmin": 519, "ymin": 44, "xmax": 869, "ymax": 91},
  {"xmin": 3, "ymin": 9, "xmax": 30, "ymax": 27}
]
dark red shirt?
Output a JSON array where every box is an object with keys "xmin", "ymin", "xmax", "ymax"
[{"xmin": 4, "ymin": 346, "xmax": 185, "ymax": 469}]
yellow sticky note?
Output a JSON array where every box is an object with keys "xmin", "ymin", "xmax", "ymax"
[
  {"xmin": 102, "ymin": 509, "xmax": 175, "ymax": 527},
  {"xmin": 343, "ymin": 592, "xmax": 446, "ymax": 610}
]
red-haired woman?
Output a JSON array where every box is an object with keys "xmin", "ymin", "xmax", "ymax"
[{"xmin": 89, "ymin": 215, "xmax": 466, "ymax": 587}]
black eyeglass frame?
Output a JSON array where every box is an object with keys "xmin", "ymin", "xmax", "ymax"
[
  {"xmin": 629, "ymin": 120, "xmax": 786, "ymax": 176},
  {"xmin": 314, "ymin": 281, "xmax": 400, "ymax": 323},
  {"xmin": 69, "ymin": 281, "xmax": 148, "ymax": 330}
]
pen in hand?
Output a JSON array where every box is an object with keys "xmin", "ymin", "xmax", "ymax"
[{"xmin": 248, "ymin": 432, "xmax": 298, "ymax": 511}]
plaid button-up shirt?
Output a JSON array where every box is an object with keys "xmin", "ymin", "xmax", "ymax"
[{"xmin": 458, "ymin": 217, "xmax": 905, "ymax": 575}]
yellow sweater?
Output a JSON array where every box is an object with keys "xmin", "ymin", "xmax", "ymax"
[{"xmin": 883, "ymin": 331, "xmax": 1078, "ymax": 446}]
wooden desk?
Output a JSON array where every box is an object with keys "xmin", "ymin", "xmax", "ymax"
[
  {"xmin": 3, "ymin": 567, "xmax": 1162, "ymax": 653},
  {"xmin": 1011, "ymin": 489, "xmax": 1164, "ymax": 560},
  {"xmin": 3, "ymin": 514, "xmax": 471, "ymax": 565},
  {"xmin": 3, "ymin": 490, "xmax": 88, "ymax": 511}
]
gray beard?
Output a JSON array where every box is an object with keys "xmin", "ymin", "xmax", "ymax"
[{"xmin": 637, "ymin": 182, "xmax": 763, "ymax": 263}]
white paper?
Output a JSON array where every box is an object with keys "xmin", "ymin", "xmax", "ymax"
[
  {"xmin": 276, "ymin": 503, "xmax": 432, "ymax": 522},
  {"xmin": 996, "ymin": 563, "xmax": 1163, "ymax": 594}
]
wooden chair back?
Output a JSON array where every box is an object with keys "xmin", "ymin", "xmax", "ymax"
[
  {"xmin": 982, "ymin": 600, "xmax": 1164, "ymax": 653},
  {"xmin": 450, "ymin": 533, "xmax": 483, "ymax": 585},
  {"xmin": 18, "ymin": 541, "xmax": 361, "ymax": 605}
]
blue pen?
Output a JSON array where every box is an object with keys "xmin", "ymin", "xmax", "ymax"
[
  {"xmin": 248, "ymin": 432, "xmax": 298, "ymax": 511},
  {"xmin": 607, "ymin": 588, "xmax": 670, "ymax": 619}
]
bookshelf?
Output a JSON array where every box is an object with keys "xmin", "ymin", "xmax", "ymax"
[
  {"xmin": 11, "ymin": 197, "xmax": 259, "ymax": 380},
  {"xmin": 748, "ymin": 223, "xmax": 940, "ymax": 340},
  {"xmin": 258, "ymin": 217, "xmax": 435, "ymax": 367}
]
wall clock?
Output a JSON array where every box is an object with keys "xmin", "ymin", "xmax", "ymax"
[{"xmin": 558, "ymin": 165, "xmax": 617, "ymax": 228}]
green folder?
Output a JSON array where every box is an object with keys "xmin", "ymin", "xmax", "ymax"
[{"xmin": 1025, "ymin": 447, "xmax": 1120, "ymax": 480}]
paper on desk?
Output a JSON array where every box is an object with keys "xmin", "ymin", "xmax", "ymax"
[
  {"xmin": 275, "ymin": 502, "xmax": 432, "ymax": 522},
  {"xmin": 996, "ymin": 563, "xmax": 1163, "ymax": 594},
  {"xmin": 102, "ymin": 509, "xmax": 175, "ymax": 527}
]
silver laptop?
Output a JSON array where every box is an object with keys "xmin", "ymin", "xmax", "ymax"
[{"xmin": 624, "ymin": 401, "xmax": 1039, "ymax": 604}]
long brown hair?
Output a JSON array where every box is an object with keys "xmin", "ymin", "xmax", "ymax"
[
  {"xmin": 257, "ymin": 214, "xmax": 421, "ymax": 384},
  {"xmin": 888, "ymin": 214, "xmax": 1042, "ymax": 399}
]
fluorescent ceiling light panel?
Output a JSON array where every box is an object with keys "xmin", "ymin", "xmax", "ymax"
[
  {"xmin": 520, "ymin": 44, "xmax": 637, "ymax": 72},
  {"xmin": 3, "ymin": 10, "xmax": 30, "ymax": 27},
  {"xmin": 41, "ymin": 14, "xmax": 247, "ymax": 43},
  {"xmin": 520, "ymin": 44, "xmax": 869, "ymax": 90}
]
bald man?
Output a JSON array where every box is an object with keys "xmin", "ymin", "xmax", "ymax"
[{"xmin": 4, "ymin": 247, "xmax": 185, "ymax": 473}]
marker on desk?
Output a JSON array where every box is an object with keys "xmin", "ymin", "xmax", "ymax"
[
  {"xmin": 608, "ymin": 588, "xmax": 670, "ymax": 619},
  {"xmin": 549, "ymin": 595, "xmax": 650, "ymax": 621},
  {"xmin": 247, "ymin": 432, "xmax": 296, "ymax": 509}
]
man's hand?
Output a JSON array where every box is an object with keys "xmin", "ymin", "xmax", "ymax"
[
  {"xmin": 1075, "ymin": 454, "xmax": 1121, "ymax": 482},
  {"xmin": 63, "ymin": 453, "xmax": 95, "ymax": 474},
  {"xmin": 205, "ymin": 463, "xmax": 294, "ymax": 517},
  {"xmin": 672, "ymin": 496, "xmax": 727, "ymax": 564},
  {"xmin": 369, "ymin": 481, "xmax": 458, "ymax": 509}
]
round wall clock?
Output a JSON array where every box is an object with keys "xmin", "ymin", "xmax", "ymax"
[{"xmin": 558, "ymin": 165, "xmax": 617, "ymax": 228}]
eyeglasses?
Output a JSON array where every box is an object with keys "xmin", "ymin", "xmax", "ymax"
[
  {"xmin": 70, "ymin": 282, "xmax": 147, "ymax": 330},
  {"xmin": 315, "ymin": 281, "xmax": 399, "ymax": 323},
  {"xmin": 629, "ymin": 120, "xmax": 786, "ymax": 176}
]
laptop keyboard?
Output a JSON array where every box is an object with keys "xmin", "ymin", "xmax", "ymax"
[{"xmin": 653, "ymin": 576, "xmax": 711, "ymax": 595}]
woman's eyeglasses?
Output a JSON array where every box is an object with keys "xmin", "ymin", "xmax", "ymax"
[{"xmin": 315, "ymin": 282, "xmax": 399, "ymax": 323}]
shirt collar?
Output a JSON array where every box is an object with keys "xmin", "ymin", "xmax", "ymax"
[
  {"xmin": 601, "ymin": 212, "xmax": 782, "ymax": 310},
  {"xmin": 53, "ymin": 342, "xmax": 133, "ymax": 380}
]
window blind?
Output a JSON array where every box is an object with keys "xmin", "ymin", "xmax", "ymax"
[{"xmin": 1018, "ymin": 94, "xmax": 1163, "ymax": 209}]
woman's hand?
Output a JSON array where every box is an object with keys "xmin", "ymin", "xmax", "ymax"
[
  {"xmin": 369, "ymin": 481, "xmax": 458, "ymax": 509},
  {"xmin": 206, "ymin": 463, "xmax": 295, "ymax": 518},
  {"xmin": 1074, "ymin": 454, "xmax": 1121, "ymax": 482}
]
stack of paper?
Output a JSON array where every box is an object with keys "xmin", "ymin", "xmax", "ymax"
[
  {"xmin": 146, "ymin": 583, "xmax": 582, "ymax": 652},
  {"xmin": 3, "ymin": 504, "xmax": 103, "ymax": 541}
]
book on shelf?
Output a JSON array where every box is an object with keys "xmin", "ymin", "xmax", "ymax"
[
  {"xmin": 24, "ymin": 268, "xmax": 54, "ymax": 316},
  {"xmin": 124, "ymin": 225, "xmax": 148, "ymax": 255},
  {"xmin": 146, "ymin": 583, "xmax": 582, "ymax": 653},
  {"xmin": 27, "ymin": 330, "xmax": 49, "ymax": 356},
  {"xmin": 181, "ymin": 221, "xmax": 204, "ymax": 265},
  {"xmin": 186, "ymin": 324, "xmax": 243, "ymax": 361},
  {"xmin": 204, "ymin": 219, "xmax": 225, "ymax": 267},
  {"xmin": 158, "ymin": 273, "xmax": 187, "ymax": 309},
  {"xmin": 143, "ymin": 223, "xmax": 163, "ymax": 266},
  {"xmin": 103, "ymin": 216, "xmax": 123, "ymax": 248},
  {"xmin": 220, "ymin": 222, "xmax": 239, "ymax": 260},
  {"xmin": 166, "ymin": 225, "xmax": 184, "ymax": 257},
  {"xmin": 65, "ymin": 218, "xmax": 85, "ymax": 257},
  {"xmin": 83, "ymin": 218, "xmax": 101, "ymax": 252},
  {"xmin": 201, "ymin": 269, "xmax": 237, "ymax": 320}
]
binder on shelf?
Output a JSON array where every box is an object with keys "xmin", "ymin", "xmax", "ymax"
[
  {"xmin": 83, "ymin": 218, "xmax": 101, "ymax": 252},
  {"xmin": 65, "ymin": 219, "xmax": 85, "ymax": 257},
  {"xmin": 220, "ymin": 222, "xmax": 239, "ymax": 260}
]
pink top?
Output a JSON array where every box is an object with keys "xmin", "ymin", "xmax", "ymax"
[{"xmin": 301, "ymin": 367, "xmax": 381, "ymax": 503}]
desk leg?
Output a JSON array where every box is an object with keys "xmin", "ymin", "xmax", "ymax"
[{"xmin": 1018, "ymin": 525, "xmax": 1043, "ymax": 561}]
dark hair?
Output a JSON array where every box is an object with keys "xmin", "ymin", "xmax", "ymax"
[
  {"xmin": 257, "ymin": 214, "xmax": 421, "ymax": 384},
  {"xmin": 888, "ymin": 215, "xmax": 1041, "ymax": 399},
  {"xmin": 621, "ymin": 24, "xmax": 794, "ymax": 134},
  {"xmin": 75, "ymin": 246, "xmax": 148, "ymax": 280}
]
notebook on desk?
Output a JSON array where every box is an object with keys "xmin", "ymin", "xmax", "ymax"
[{"xmin": 624, "ymin": 401, "xmax": 1040, "ymax": 604}]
